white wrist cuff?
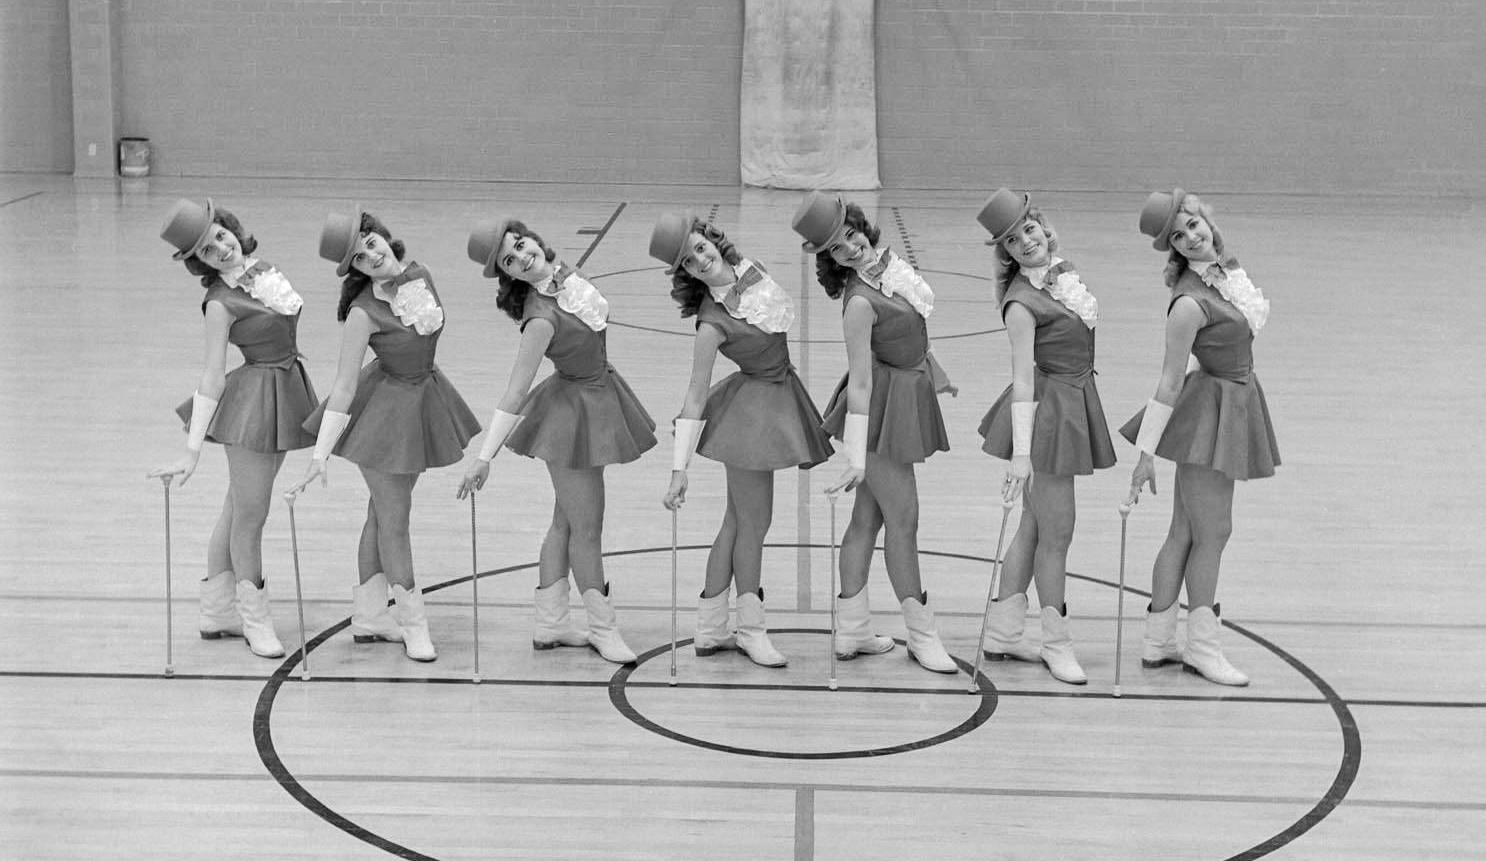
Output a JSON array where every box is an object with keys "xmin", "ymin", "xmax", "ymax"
[
  {"xmin": 313, "ymin": 410, "xmax": 350, "ymax": 461},
  {"xmin": 843, "ymin": 413, "xmax": 869, "ymax": 470},
  {"xmin": 672, "ymin": 418, "xmax": 706, "ymax": 471},
  {"xmin": 1011, "ymin": 401, "xmax": 1037, "ymax": 459},
  {"xmin": 1136, "ymin": 399, "xmax": 1174, "ymax": 456},
  {"xmin": 185, "ymin": 392, "xmax": 219, "ymax": 452},
  {"xmin": 478, "ymin": 409, "xmax": 523, "ymax": 462}
]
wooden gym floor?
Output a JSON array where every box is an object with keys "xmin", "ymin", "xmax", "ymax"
[{"xmin": 0, "ymin": 175, "xmax": 1481, "ymax": 860}]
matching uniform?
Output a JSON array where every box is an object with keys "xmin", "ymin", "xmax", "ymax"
[
  {"xmin": 504, "ymin": 266, "xmax": 657, "ymax": 468},
  {"xmin": 692, "ymin": 267, "xmax": 833, "ymax": 471},
  {"xmin": 978, "ymin": 262, "xmax": 1117, "ymax": 475},
  {"xmin": 175, "ymin": 261, "xmax": 317, "ymax": 453},
  {"xmin": 303, "ymin": 262, "xmax": 481, "ymax": 473},
  {"xmin": 1120, "ymin": 261, "xmax": 1280, "ymax": 480}
]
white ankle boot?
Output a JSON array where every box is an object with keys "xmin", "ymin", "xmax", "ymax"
[
  {"xmin": 350, "ymin": 572, "xmax": 403, "ymax": 643},
  {"xmin": 234, "ymin": 579, "xmax": 286, "ymax": 659},
  {"xmin": 834, "ymin": 589, "xmax": 895, "ymax": 659},
  {"xmin": 1038, "ymin": 604, "xmax": 1087, "ymax": 685},
  {"xmin": 390, "ymin": 584, "xmax": 437, "ymax": 662},
  {"xmin": 693, "ymin": 590, "xmax": 736, "ymax": 656},
  {"xmin": 581, "ymin": 584, "xmax": 637, "ymax": 664},
  {"xmin": 736, "ymin": 589, "xmax": 787, "ymax": 668},
  {"xmin": 532, "ymin": 578, "xmax": 589, "ymax": 649},
  {"xmin": 1182, "ymin": 604, "xmax": 1248, "ymax": 686},
  {"xmin": 1142, "ymin": 601, "xmax": 1182, "ymax": 668},
  {"xmin": 983, "ymin": 592, "xmax": 1040, "ymax": 662},
  {"xmin": 199, "ymin": 570, "xmax": 242, "ymax": 639},
  {"xmin": 900, "ymin": 593, "xmax": 957, "ymax": 674}
]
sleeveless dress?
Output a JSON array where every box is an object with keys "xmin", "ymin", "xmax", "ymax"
[
  {"xmin": 303, "ymin": 263, "xmax": 481, "ymax": 474},
  {"xmin": 820, "ymin": 280, "xmax": 950, "ymax": 464},
  {"xmin": 1119, "ymin": 265, "xmax": 1280, "ymax": 480},
  {"xmin": 174, "ymin": 263, "xmax": 317, "ymax": 453},
  {"xmin": 693, "ymin": 294, "xmax": 833, "ymax": 471},
  {"xmin": 978, "ymin": 267, "xmax": 1117, "ymax": 476},
  {"xmin": 503, "ymin": 282, "xmax": 657, "ymax": 469}
]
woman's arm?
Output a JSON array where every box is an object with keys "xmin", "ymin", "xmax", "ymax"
[
  {"xmin": 662, "ymin": 323, "xmax": 724, "ymax": 510},
  {"xmin": 290, "ymin": 307, "xmax": 375, "ymax": 494},
  {"xmin": 1003, "ymin": 302, "xmax": 1037, "ymax": 499},
  {"xmin": 826, "ymin": 295, "xmax": 876, "ymax": 493},
  {"xmin": 458, "ymin": 318, "xmax": 555, "ymax": 497},
  {"xmin": 1129, "ymin": 295, "xmax": 1204, "ymax": 499},
  {"xmin": 149, "ymin": 300, "xmax": 233, "ymax": 486}
]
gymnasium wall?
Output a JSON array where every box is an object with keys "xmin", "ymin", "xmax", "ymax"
[
  {"xmin": 8, "ymin": 1, "xmax": 1483, "ymax": 193},
  {"xmin": 0, "ymin": 0, "xmax": 74, "ymax": 173}
]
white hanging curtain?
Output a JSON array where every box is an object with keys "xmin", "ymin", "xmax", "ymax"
[{"xmin": 740, "ymin": 0, "xmax": 880, "ymax": 190}]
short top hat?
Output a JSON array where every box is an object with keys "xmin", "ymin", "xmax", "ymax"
[
  {"xmin": 790, "ymin": 191, "xmax": 847, "ymax": 253},
  {"xmin": 160, "ymin": 198, "xmax": 217, "ymax": 260},
  {"xmin": 468, "ymin": 217, "xmax": 519, "ymax": 278},
  {"xmin": 976, "ymin": 188, "xmax": 1031, "ymax": 246},
  {"xmin": 318, "ymin": 209, "xmax": 366, "ymax": 277},
  {"xmin": 1138, "ymin": 188, "xmax": 1187, "ymax": 251},
  {"xmin": 648, "ymin": 211, "xmax": 697, "ymax": 275}
]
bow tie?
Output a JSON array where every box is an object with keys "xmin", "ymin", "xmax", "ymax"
[
  {"xmin": 859, "ymin": 251, "xmax": 890, "ymax": 283},
  {"xmin": 1198, "ymin": 262, "xmax": 1227, "ymax": 286},
  {"xmin": 721, "ymin": 280, "xmax": 746, "ymax": 313}
]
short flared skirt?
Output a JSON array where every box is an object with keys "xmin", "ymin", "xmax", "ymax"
[
  {"xmin": 697, "ymin": 370, "xmax": 834, "ymax": 471},
  {"xmin": 175, "ymin": 360, "xmax": 317, "ymax": 454},
  {"xmin": 1119, "ymin": 369, "xmax": 1280, "ymax": 481},
  {"xmin": 506, "ymin": 366, "xmax": 657, "ymax": 469},
  {"xmin": 978, "ymin": 372, "xmax": 1117, "ymax": 477},
  {"xmin": 303, "ymin": 360, "xmax": 480, "ymax": 474},
  {"xmin": 821, "ymin": 360, "xmax": 949, "ymax": 465}
]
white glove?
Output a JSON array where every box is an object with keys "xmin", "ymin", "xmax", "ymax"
[
  {"xmin": 477, "ymin": 409, "xmax": 523, "ymax": 462},
  {"xmin": 672, "ymin": 418, "xmax": 706, "ymax": 471},
  {"xmin": 1135, "ymin": 399, "xmax": 1174, "ymax": 456},
  {"xmin": 1011, "ymin": 400, "xmax": 1038, "ymax": 458},
  {"xmin": 842, "ymin": 413, "xmax": 869, "ymax": 470},
  {"xmin": 312, "ymin": 410, "xmax": 351, "ymax": 461},
  {"xmin": 185, "ymin": 392, "xmax": 219, "ymax": 452}
]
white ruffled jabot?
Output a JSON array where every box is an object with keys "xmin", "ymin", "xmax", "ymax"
[
  {"xmin": 224, "ymin": 259, "xmax": 302, "ymax": 316},
  {"xmin": 374, "ymin": 275, "xmax": 444, "ymax": 336},
  {"xmin": 537, "ymin": 267, "xmax": 609, "ymax": 332},
  {"xmin": 709, "ymin": 259, "xmax": 794, "ymax": 334},
  {"xmin": 1192, "ymin": 259, "xmax": 1268, "ymax": 334},
  {"xmin": 856, "ymin": 249, "xmax": 934, "ymax": 318},
  {"xmin": 1023, "ymin": 257, "xmax": 1098, "ymax": 328}
]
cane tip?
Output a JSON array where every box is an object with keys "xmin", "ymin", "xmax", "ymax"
[
  {"xmin": 967, "ymin": 684, "xmax": 979, "ymax": 695},
  {"xmin": 472, "ymin": 674, "xmax": 482, "ymax": 685},
  {"xmin": 164, "ymin": 665, "xmax": 174, "ymax": 678},
  {"xmin": 828, "ymin": 679, "xmax": 838, "ymax": 691},
  {"xmin": 300, "ymin": 671, "xmax": 311, "ymax": 682},
  {"xmin": 1112, "ymin": 686, "xmax": 1122, "ymax": 698}
]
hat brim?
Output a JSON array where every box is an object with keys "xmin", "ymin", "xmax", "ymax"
[
  {"xmin": 334, "ymin": 208, "xmax": 365, "ymax": 277},
  {"xmin": 480, "ymin": 219, "xmax": 518, "ymax": 279},
  {"xmin": 984, "ymin": 193, "xmax": 1032, "ymax": 246},
  {"xmin": 666, "ymin": 212, "xmax": 698, "ymax": 275},
  {"xmin": 1151, "ymin": 188, "xmax": 1185, "ymax": 252},
  {"xmin": 799, "ymin": 203, "xmax": 848, "ymax": 255},
  {"xmin": 170, "ymin": 198, "xmax": 217, "ymax": 261}
]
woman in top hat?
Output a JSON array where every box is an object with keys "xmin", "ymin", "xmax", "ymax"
[
  {"xmin": 648, "ymin": 212, "xmax": 834, "ymax": 668},
  {"xmin": 151, "ymin": 198, "xmax": 317, "ymax": 660},
  {"xmin": 973, "ymin": 188, "xmax": 1116, "ymax": 685},
  {"xmin": 459, "ymin": 217, "xmax": 656, "ymax": 665},
  {"xmin": 790, "ymin": 191, "xmax": 959, "ymax": 675},
  {"xmin": 290, "ymin": 210, "xmax": 481, "ymax": 663},
  {"xmin": 1120, "ymin": 189, "xmax": 1278, "ymax": 686}
]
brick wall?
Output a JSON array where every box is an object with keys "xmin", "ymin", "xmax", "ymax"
[
  {"xmin": 113, "ymin": 0, "xmax": 743, "ymax": 183},
  {"xmin": 0, "ymin": 0, "xmax": 74, "ymax": 173},
  {"xmin": 876, "ymin": 0, "xmax": 1486, "ymax": 194}
]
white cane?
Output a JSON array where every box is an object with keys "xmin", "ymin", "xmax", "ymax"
[
  {"xmin": 669, "ymin": 506, "xmax": 679, "ymax": 686},
  {"xmin": 470, "ymin": 492, "xmax": 482, "ymax": 685},
  {"xmin": 1114, "ymin": 494, "xmax": 1136, "ymax": 698},
  {"xmin": 969, "ymin": 497, "xmax": 1016, "ymax": 694},
  {"xmin": 159, "ymin": 475, "xmax": 175, "ymax": 678},
  {"xmin": 826, "ymin": 489, "xmax": 840, "ymax": 692},
  {"xmin": 282, "ymin": 491, "xmax": 311, "ymax": 681}
]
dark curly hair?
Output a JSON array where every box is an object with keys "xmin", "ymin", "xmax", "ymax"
[
  {"xmin": 1161, "ymin": 193, "xmax": 1227, "ymax": 289},
  {"xmin": 668, "ymin": 218, "xmax": 742, "ymax": 318},
  {"xmin": 812, "ymin": 203, "xmax": 881, "ymax": 300},
  {"xmin": 491, "ymin": 221, "xmax": 558, "ymax": 323},
  {"xmin": 182, "ymin": 207, "xmax": 259, "ymax": 289},
  {"xmin": 336, "ymin": 212, "xmax": 406, "ymax": 322},
  {"xmin": 991, "ymin": 205, "xmax": 1059, "ymax": 304}
]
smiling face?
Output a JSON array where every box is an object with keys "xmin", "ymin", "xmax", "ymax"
[
  {"xmin": 349, "ymin": 231, "xmax": 402, "ymax": 281},
  {"xmin": 1168, "ymin": 207, "xmax": 1218, "ymax": 263},
  {"xmin": 826, "ymin": 225, "xmax": 875, "ymax": 269},
  {"xmin": 495, "ymin": 231, "xmax": 554, "ymax": 285},
  {"xmin": 679, "ymin": 231, "xmax": 733, "ymax": 285},
  {"xmin": 194, "ymin": 224, "xmax": 244, "ymax": 272},
  {"xmin": 1000, "ymin": 217, "xmax": 1052, "ymax": 269}
]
